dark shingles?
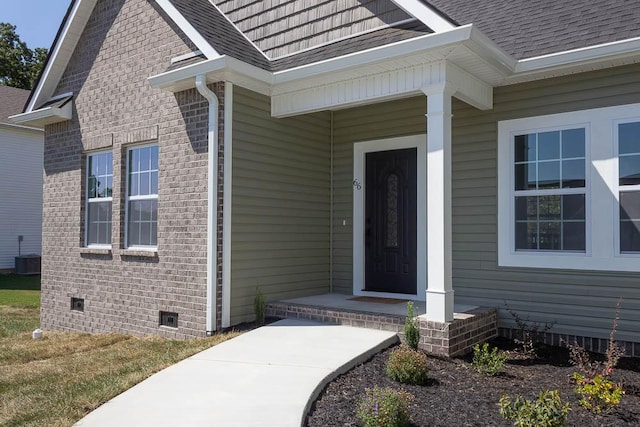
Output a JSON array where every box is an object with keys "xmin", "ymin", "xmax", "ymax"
[
  {"xmin": 425, "ymin": 0, "xmax": 640, "ymax": 59},
  {"xmin": 0, "ymin": 86, "xmax": 31, "ymax": 124},
  {"xmin": 168, "ymin": 0, "xmax": 270, "ymax": 69}
]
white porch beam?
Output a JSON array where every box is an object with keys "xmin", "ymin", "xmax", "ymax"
[{"xmin": 423, "ymin": 84, "xmax": 455, "ymax": 323}]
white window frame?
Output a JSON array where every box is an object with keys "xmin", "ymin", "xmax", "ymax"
[
  {"xmin": 85, "ymin": 150, "xmax": 113, "ymax": 248},
  {"xmin": 498, "ymin": 102, "xmax": 640, "ymax": 272},
  {"xmin": 614, "ymin": 117, "xmax": 640, "ymax": 257},
  {"xmin": 125, "ymin": 143, "xmax": 158, "ymax": 250}
]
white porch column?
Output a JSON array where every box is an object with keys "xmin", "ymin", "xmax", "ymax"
[{"xmin": 424, "ymin": 84, "xmax": 455, "ymax": 323}]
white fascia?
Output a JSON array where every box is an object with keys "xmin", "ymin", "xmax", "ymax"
[
  {"xmin": 390, "ymin": 0, "xmax": 455, "ymax": 33},
  {"xmin": 155, "ymin": 0, "xmax": 220, "ymax": 59},
  {"xmin": 27, "ymin": 0, "xmax": 97, "ymax": 112},
  {"xmin": 514, "ymin": 36, "xmax": 640, "ymax": 76},
  {"xmin": 148, "ymin": 55, "xmax": 272, "ymax": 94},
  {"xmin": 10, "ymin": 102, "xmax": 73, "ymax": 128}
]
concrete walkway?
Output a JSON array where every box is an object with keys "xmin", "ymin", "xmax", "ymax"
[{"xmin": 75, "ymin": 319, "xmax": 398, "ymax": 427}]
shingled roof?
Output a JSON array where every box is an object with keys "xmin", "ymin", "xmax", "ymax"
[
  {"xmin": 0, "ymin": 86, "xmax": 30, "ymax": 125},
  {"xmin": 426, "ymin": 0, "xmax": 640, "ymax": 59},
  {"xmin": 167, "ymin": 0, "xmax": 640, "ymax": 67}
]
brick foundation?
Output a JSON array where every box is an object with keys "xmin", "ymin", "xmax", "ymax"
[
  {"xmin": 498, "ymin": 328, "xmax": 640, "ymax": 358},
  {"xmin": 266, "ymin": 301, "xmax": 497, "ymax": 357}
]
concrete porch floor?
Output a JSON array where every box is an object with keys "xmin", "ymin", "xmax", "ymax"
[
  {"xmin": 266, "ymin": 293, "xmax": 498, "ymax": 357},
  {"xmin": 276, "ymin": 293, "xmax": 479, "ymax": 318}
]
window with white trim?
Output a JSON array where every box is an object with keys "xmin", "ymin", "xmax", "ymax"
[
  {"xmin": 498, "ymin": 103, "xmax": 640, "ymax": 272},
  {"xmin": 126, "ymin": 145, "xmax": 158, "ymax": 248},
  {"xmin": 513, "ymin": 128, "xmax": 586, "ymax": 252},
  {"xmin": 85, "ymin": 151, "xmax": 113, "ymax": 246},
  {"xmin": 617, "ymin": 120, "xmax": 640, "ymax": 253}
]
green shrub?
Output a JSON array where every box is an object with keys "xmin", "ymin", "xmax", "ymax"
[
  {"xmin": 356, "ymin": 386, "xmax": 413, "ymax": 427},
  {"xmin": 573, "ymin": 373, "xmax": 624, "ymax": 414},
  {"xmin": 254, "ymin": 287, "xmax": 265, "ymax": 325},
  {"xmin": 385, "ymin": 345, "xmax": 428, "ymax": 385},
  {"xmin": 499, "ymin": 390, "xmax": 570, "ymax": 427},
  {"xmin": 404, "ymin": 301, "xmax": 420, "ymax": 350},
  {"xmin": 472, "ymin": 342, "xmax": 508, "ymax": 376}
]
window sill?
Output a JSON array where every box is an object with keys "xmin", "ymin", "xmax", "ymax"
[
  {"xmin": 80, "ymin": 247, "xmax": 112, "ymax": 256},
  {"xmin": 121, "ymin": 249, "xmax": 158, "ymax": 258}
]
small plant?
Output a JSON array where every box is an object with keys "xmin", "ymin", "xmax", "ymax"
[
  {"xmin": 573, "ymin": 373, "xmax": 624, "ymax": 414},
  {"xmin": 472, "ymin": 342, "xmax": 508, "ymax": 376},
  {"xmin": 385, "ymin": 345, "xmax": 429, "ymax": 385},
  {"xmin": 356, "ymin": 386, "xmax": 413, "ymax": 427},
  {"xmin": 499, "ymin": 390, "xmax": 570, "ymax": 427},
  {"xmin": 505, "ymin": 303, "xmax": 554, "ymax": 357},
  {"xmin": 565, "ymin": 299, "xmax": 625, "ymax": 380},
  {"xmin": 403, "ymin": 301, "xmax": 420, "ymax": 350},
  {"xmin": 254, "ymin": 286, "xmax": 265, "ymax": 326}
]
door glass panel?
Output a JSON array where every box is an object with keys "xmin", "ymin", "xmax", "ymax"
[{"xmin": 385, "ymin": 173, "xmax": 398, "ymax": 247}]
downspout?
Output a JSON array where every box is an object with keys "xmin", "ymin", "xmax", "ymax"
[{"xmin": 195, "ymin": 75, "xmax": 218, "ymax": 335}]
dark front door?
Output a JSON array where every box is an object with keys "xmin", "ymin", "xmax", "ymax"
[{"xmin": 364, "ymin": 148, "xmax": 417, "ymax": 294}]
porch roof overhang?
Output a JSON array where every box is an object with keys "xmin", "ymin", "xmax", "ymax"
[{"xmin": 148, "ymin": 24, "xmax": 640, "ymax": 118}]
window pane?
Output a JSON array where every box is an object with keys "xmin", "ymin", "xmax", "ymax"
[
  {"xmin": 538, "ymin": 161, "xmax": 560, "ymax": 189},
  {"xmin": 130, "ymin": 149, "xmax": 140, "ymax": 173},
  {"xmin": 620, "ymin": 220, "xmax": 640, "ymax": 252},
  {"xmin": 539, "ymin": 222, "xmax": 561, "ymax": 250},
  {"xmin": 139, "ymin": 147, "xmax": 151, "ymax": 171},
  {"xmin": 87, "ymin": 201, "xmax": 112, "ymax": 245},
  {"xmin": 515, "ymin": 163, "xmax": 536, "ymax": 190},
  {"xmin": 562, "ymin": 128, "xmax": 586, "ymax": 158},
  {"xmin": 562, "ymin": 159, "xmax": 585, "ymax": 188},
  {"xmin": 515, "ymin": 134, "xmax": 536, "ymax": 162},
  {"xmin": 151, "ymin": 146, "xmax": 159, "ymax": 170},
  {"xmin": 562, "ymin": 194, "xmax": 585, "ymax": 221},
  {"xmin": 129, "ymin": 173, "xmax": 139, "ymax": 197},
  {"xmin": 619, "ymin": 122, "xmax": 640, "ymax": 155},
  {"xmin": 538, "ymin": 131, "xmax": 560, "ymax": 161},
  {"xmin": 515, "ymin": 222, "xmax": 537, "ymax": 250},
  {"xmin": 539, "ymin": 195, "xmax": 560, "ymax": 220},
  {"xmin": 620, "ymin": 191, "xmax": 640, "ymax": 221},
  {"xmin": 151, "ymin": 172, "xmax": 158, "ymax": 195},
  {"xmin": 139, "ymin": 172, "xmax": 151, "ymax": 196},
  {"xmin": 128, "ymin": 200, "xmax": 157, "ymax": 247},
  {"xmin": 619, "ymin": 154, "xmax": 640, "ymax": 186},
  {"xmin": 563, "ymin": 222, "xmax": 585, "ymax": 251},
  {"xmin": 515, "ymin": 196, "xmax": 537, "ymax": 221}
]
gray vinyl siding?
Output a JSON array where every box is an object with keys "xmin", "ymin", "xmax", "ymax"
[
  {"xmin": 231, "ymin": 87, "xmax": 331, "ymax": 324},
  {"xmin": 451, "ymin": 63, "xmax": 640, "ymax": 344},
  {"xmin": 214, "ymin": 0, "xmax": 412, "ymax": 57},
  {"xmin": 331, "ymin": 97, "xmax": 426, "ymax": 294},
  {"xmin": 330, "ymin": 63, "xmax": 640, "ymax": 343}
]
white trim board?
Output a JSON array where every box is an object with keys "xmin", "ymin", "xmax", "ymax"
[
  {"xmin": 352, "ymin": 134, "xmax": 427, "ymax": 300},
  {"xmin": 390, "ymin": 0, "xmax": 455, "ymax": 33}
]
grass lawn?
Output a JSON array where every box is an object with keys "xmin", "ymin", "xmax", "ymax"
[
  {"xmin": 0, "ymin": 279, "xmax": 240, "ymax": 427},
  {"xmin": 0, "ymin": 274, "xmax": 41, "ymax": 309}
]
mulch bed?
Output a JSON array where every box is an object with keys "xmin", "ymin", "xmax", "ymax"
[{"xmin": 306, "ymin": 338, "xmax": 640, "ymax": 426}]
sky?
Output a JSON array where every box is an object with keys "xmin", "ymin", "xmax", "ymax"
[{"xmin": 1, "ymin": 0, "xmax": 71, "ymax": 50}]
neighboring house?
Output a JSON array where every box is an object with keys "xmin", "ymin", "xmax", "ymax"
[
  {"xmin": 0, "ymin": 86, "xmax": 44, "ymax": 272},
  {"xmin": 10, "ymin": 0, "xmax": 640, "ymax": 352}
]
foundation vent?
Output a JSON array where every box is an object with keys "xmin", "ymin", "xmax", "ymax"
[
  {"xmin": 160, "ymin": 311, "xmax": 178, "ymax": 328},
  {"xmin": 71, "ymin": 297, "xmax": 84, "ymax": 312}
]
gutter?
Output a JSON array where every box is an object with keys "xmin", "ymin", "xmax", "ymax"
[{"xmin": 195, "ymin": 74, "xmax": 219, "ymax": 334}]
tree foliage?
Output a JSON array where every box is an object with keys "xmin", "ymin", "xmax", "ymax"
[{"xmin": 0, "ymin": 22, "xmax": 48, "ymax": 90}]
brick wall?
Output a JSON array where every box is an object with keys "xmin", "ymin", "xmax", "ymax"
[{"xmin": 41, "ymin": 0, "xmax": 223, "ymax": 338}]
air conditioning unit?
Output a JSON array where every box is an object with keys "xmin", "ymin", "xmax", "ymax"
[{"xmin": 15, "ymin": 255, "xmax": 41, "ymax": 275}]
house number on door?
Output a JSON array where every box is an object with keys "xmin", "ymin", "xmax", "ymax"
[{"xmin": 352, "ymin": 179, "xmax": 362, "ymax": 190}]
